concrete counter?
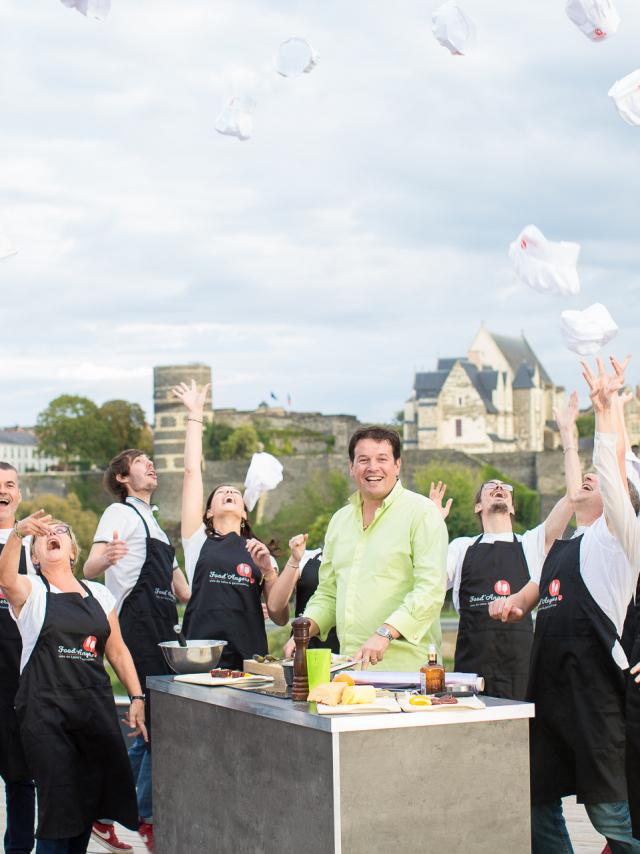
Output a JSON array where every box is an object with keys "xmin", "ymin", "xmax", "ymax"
[{"xmin": 149, "ymin": 676, "xmax": 534, "ymax": 854}]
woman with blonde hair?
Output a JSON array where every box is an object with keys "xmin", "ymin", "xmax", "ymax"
[{"xmin": 0, "ymin": 510, "xmax": 144, "ymax": 854}]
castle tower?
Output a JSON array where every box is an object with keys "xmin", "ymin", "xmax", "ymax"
[{"xmin": 153, "ymin": 364, "xmax": 213, "ymax": 471}]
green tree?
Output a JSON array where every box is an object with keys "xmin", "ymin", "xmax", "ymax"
[
  {"xmin": 414, "ymin": 462, "xmax": 482, "ymax": 539},
  {"xmin": 18, "ymin": 493, "xmax": 98, "ymax": 579},
  {"xmin": 220, "ymin": 424, "xmax": 260, "ymax": 460},
  {"xmin": 36, "ymin": 395, "xmax": 112, "ymax": 469},
  {"xmin": 99, "ymin": 399, "xmax": 149, "ymax": 457},
  {"xmin": 576, "ymin": 412, "xmax": 595, "ymax": 438},
  {"xmin": 203, "ymin": 421, "xmax": 234, "ymax": 461}
]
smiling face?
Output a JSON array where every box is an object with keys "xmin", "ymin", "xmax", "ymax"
[
  {"xmin": 475, "ymin": 480, "xmax": 515, "ymax": 530},
  {"xmin": 349, "ymin": 439, "xmax": 401, "ymax": 503},
  {"xmin": 206, "ymin": 485, "xmax": 246, "ymax": 526},
  {"xmin": 0, "ymin": 465, "xmax": 21, "ymax": 527},
  {"xmin": 578, "ymin": 472, "xmax": 604, "ymax": 519},
  {"xmin": 31, "ymin": 521, "xmax": 78, "ymax": 571},
  {"xmin": 116, "ymin": 454, "xmax": 158, "ymax": 498}
]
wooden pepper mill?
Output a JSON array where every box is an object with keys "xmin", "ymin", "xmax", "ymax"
[{"xmin": 291, "ymin": 616, "xmax": 311, "ymax": 701}]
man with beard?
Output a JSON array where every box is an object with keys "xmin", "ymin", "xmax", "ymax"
[
  {"xmin": 84, "ymin": 450, "xmax": 190, "ymax": 853},
  {"xmin": 0, "ymin": 462, "xmax": 35, "ymax": 854},
  {"xmin": 431, "ymin": 400, "xmax": 577, "ymax": 701}
]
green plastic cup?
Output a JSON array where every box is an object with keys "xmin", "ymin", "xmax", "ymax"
[{"xmin": 306, "ymin": 648, "xmax": 332, "ymax": 692}]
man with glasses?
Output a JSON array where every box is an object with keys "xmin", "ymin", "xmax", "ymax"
[{"xmin": 432, "ymin": 466, "xmax": 572, "ymax": 700}]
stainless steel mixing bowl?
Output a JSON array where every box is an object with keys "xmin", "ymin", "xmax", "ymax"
[{"xmin": 159, "ymin": 640, "xmax": 227, "ymax": 674}]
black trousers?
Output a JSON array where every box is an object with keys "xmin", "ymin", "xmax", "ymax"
[{"xmin": 4, "ymin": 778, "xmax": 36, "ymax": 854}]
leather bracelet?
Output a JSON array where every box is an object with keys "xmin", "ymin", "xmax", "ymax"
[
  {"xmin": 129, "ymin": 694, "xmax": 145, "ymax": 702},
  {"xmin": 563, "ymin": 446, "xmax": 577, "ymax": 453},
  {"xmin": 187, "ymin": 417, "xmax": 203, "ymax": 424}
]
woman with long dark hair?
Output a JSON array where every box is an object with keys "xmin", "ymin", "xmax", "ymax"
[{"xmin": 174, "ymin": 380, "xmax": 306, "ymax": 670}]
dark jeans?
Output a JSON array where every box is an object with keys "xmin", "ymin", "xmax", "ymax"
[
  {"xmin": 532, "ymin": 799, "xmax": 640, "ymax": 853},
  {"xmin": 34, "ymin": 827, "xmax": 92, "ymax": 854},
  {"xmin": 4, "ymin": 779, "xmax": 36, "ymax": 854}
]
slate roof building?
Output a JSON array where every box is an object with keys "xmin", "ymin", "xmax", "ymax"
[{"xmin": 403, "ymin": 326, "xmax": 565, "ymax": 453}]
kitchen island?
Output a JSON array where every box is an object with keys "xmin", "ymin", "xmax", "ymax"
[{"xmin": 148, "ymin": 676, "xmax": 534, "ymax": 854}]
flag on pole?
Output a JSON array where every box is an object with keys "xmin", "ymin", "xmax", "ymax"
[
  {"xmin": 287, "ymin": 393, "xmax": 292, "ymax": 407},
  {"xmin": 270, "ymin": 391, "xmax": 278, "ymax": 401}
]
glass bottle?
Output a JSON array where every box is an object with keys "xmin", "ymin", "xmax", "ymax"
[{"xmin": 420, "ymin": 644, "xmax": 445, "ymax": 694}]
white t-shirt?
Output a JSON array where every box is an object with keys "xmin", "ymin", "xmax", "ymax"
[
  {"xmin": 447, "ymin": 524, "xmax": 546, "ymax": 613},
  {"xmin": 94, "ymin": 497, "xmax": 177, "ymax": 614},
  {"xmin": 298, "ymin": 548, "xmax": 322, "ymax": 578},
  {"xmin": 182, "ymin": 524, "xmax": 279, "ymax": 585},
  {"xmin": 573, "ymin": 514, "xmax": 637, "ymax": 669},
  {"xmin": 11, "ymin": 575, "xmax": 115, "ymax": 672},
  {"xmin": 0, "ymin": 528, "xmax": 35, "ymax": 573}
]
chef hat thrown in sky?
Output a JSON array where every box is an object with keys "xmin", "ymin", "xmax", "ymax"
[
  {"xmin": 565, "ymin": 0, "xmax": 620, "ymax": 41},
  {"xmin": 509, "ymin": 225, "xmax": 580, "ymax": 297},
  {"xmin": 60, "ymin": 0, "xmax": 111, "ymax": 20},
  {"xmin": 608, "ymin": 70, "xmax": 640, "ymax": 127},
  {"xmin": 243, "ymin": 452, "xmax": 284, "ymax": 512},
  {"xmin": 215, "ymin": 96, "xmax": 256, "ymax": 141},
  {"xmin": 432, "ymin": 2, "xmax": 477, "ymax": 55},
  {"xmin": 275, "ymin": 38, "xmax": 319, "ymax": 78},
  {"xmin": 560, "ymin": 303, "xmax": 618, "ymax": 355}
]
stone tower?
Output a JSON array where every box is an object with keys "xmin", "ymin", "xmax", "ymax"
[{"xmin": 153, "ymin": 364, "xmax": 213, "ymax": 471}]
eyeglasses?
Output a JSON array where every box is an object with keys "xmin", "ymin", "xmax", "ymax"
[
  {"xmin": 482, "ymin": 481, "xmax": 513, "ymax": 493},
  {"xmin": 50, "ymin": 525, "xmax": 71, "ymax": 535}
]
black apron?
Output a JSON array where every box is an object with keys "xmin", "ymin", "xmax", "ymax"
[
  {"xmin": 14, "ymin": 578, "xmax": 138, "ymax": 839},
  {"xmin": 528, "ymin": 535, "xmax": 627, "ymax": 805},
  {"xmin": 182, "ymin": 532, "xmax": 268, "ymax": 670},
  {"xmin": 0, "ymin": 540, "xmax": 31, "ymax": 782},
  {"xmin": 625, "ymin": 590, "xmax": 640, "ymax": 837},
  {"xmin": 454, "ymin": 535, "xmax": 534, "ymax": 700},
  {"xmin": 295, "ymin": 553, "xmax": 340, "ymax": 654},
  {"xmin": 117, "ymin": 503, "xmax": 177, "ymax": 731}
]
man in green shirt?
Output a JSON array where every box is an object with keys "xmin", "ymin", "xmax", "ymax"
[{"xmin": 303, "ymin": 426, "xmax": 448, "ymax": 671}]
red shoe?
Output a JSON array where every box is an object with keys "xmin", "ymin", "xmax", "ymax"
[
  {"xmin": 91, "ymin": 822, "xmax": 133, "ymax": 852},
  {"xmin": 138, "ymin": 820, "xmax": 155, "ymax": 853},
  {"xmin": 601, "ymin": 847, "xmax": 612, "ymax": 854}
]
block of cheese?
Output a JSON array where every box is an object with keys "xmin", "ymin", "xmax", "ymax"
[
  {"xmin": 342, "ymin": 685, "xmax": 377, "ymax": 705},
  {"xmin": 307, "ymin": 682, "xmax": 346, "ymax": 706}
]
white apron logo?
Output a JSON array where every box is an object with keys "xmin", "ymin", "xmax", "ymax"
[
  {"xmin": 538, "ymin": 578, "xmax": 563, "ymax": 611},
  {"xmin": 494, "ymin": 580, "xmax": 511, "ymax": 596},
  {"xmin": 154, "ymin": 587, "xmax": 176, "ymax": 603},
  {"xmin": 236, "ymin": 563, "xmax": 255, "ymax": 585},
  {"xmin": 58, "ymin": 639, "xmax": 98, "ymax": 661}
]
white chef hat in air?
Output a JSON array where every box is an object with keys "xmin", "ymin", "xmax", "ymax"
[
  {"xmin": 215, "ymin": 96, "xmax": 256, "ymax": 141},
  {"xmin": 432, "ymin": 2, "xmax": 477, "ymax": 55},
  {"xmin": 560, "ymin": 303, "xmax": 618, "ymax": 355},
  {"xmin": 274, "ymin": 38, "xmax": 319, "ymax": 78},
  {"xmin": 243, "ymin": 452, "xmax": 284, "ymax": 512},
  {"xmin": 565, "ymin": 0, "xmax": 620, "ymax": 41},
  {"xmin": 509, "ymin": 225, "xmax": 580, "ymax": 297},
  {"xmin": 60, "ymin": 0, "xmax": 110, "ymax": 20},
  {"xmin": 608, "ymin": 70, "xmax": 640, "ymax": 127}
]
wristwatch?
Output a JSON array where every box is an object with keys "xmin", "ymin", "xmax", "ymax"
[{"xmin": 375, "ymin": 626, "xmax": 394, "ymax": 642}]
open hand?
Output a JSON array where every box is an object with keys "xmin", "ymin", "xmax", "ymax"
[
  {"xmin": 105, "ymin": 531, "xmax": 128, "ymax": 566},
  {"xmin": 582, "ymin": 356, "xmax": 630, "ymax": 413},
  {"xmin": 429, "ymin": 481, "xmax": 452, "ymax": 519},
  {"xmin": 15, "ymin": 510, "xmax": 55, "ymax": 538},
  {"xmin": 553, "ymin": 390, "xmax": 579, "ymax": 433},
  {"xmin": 172, "ymin": 379, "xmax": 210, "ymax": 417}
]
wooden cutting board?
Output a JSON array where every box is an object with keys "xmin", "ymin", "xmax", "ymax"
[
  {"xmin": 174, "ymin": 673, "xmax": 274, "ymax": 687},
  {"xmin": 396, "ymin": 694, "xmax": 486, "ymax": 713},
  {"xmin": 242, "ymin": 660, "xmax": 287, "ymax": 692},
  {"xmin": 315, "ymin": 698, "xmax": 401, "ymax": 715}
]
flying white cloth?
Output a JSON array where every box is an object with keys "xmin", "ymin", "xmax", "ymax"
[
  {"xmin": 560, "ymin": 303, "xmax": 618, "ymax": 355},
  {"xmin": 60, "ymin": 0, "xmax": 110, "ymax": 20},
  {"xmin": 243, "ymin": 452, "xmax": 284, "ymax": 511},
  {"xmin": 608, "ymin": 70, "xmax": 640, "ymax": 127},
  {"xmin": 215, "ymin": 96, "xmax": 255, "ymax": 141},
  {"xmin": 274, "ymin": 38, "xmax": 319, "ymax": 77},
  {"xmin": 432, "ymin": 2, "xmax": 477, "ymax": 55},
  {"xmin": 509, "ymin": 225, "xmax": 580, "ymax": 296},
  {"xmin": 565, "ymin": 0, "xmax": 620, "ymax": 40}
]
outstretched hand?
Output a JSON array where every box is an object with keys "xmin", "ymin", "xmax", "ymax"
[
  {"xmin": 429, "ymin": 481, "xmax": 453, "ymax": 520},
  {"xmin": 172, "ymin": 379, "xmax": 210, "ymax": 416},
  {"xmin": 15, "ymin": 510, "xmax": 54, "ymax": 538},
  {"xmin": 553, "ymin": 390, "xmax": 579, "ymax": 433},
  {"xmin": 581, "ymin": 356, "xmax": 630, "ymax": 413}
]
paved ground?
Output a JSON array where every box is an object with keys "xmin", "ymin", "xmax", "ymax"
[{"xmin": 1, "ymin": 780, "xmax": 604, "ymax": 852}]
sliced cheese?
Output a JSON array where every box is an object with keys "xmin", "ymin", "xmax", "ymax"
[
  {"xmin": 307, "ymin": 682, "xmax": 346, "ymax": 706},
  {"xmin": 342, "ymin": 685, "xmax": 376, "ymax": 705}
]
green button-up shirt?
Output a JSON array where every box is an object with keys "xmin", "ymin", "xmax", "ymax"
[{"xmin": 303, "ymin": 480, "xmax": 448, "ymax": 671}]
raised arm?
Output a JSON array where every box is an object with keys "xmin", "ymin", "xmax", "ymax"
[
  {"xmin": 554, "ymin": 390, "xmax": 584, "ymax": 505},
  {"xmin": 265, "ymin": 534, "xmax": 308, "ymax": 620},
  {"xmin": 0, "ymin": 511, "xmax": 53, "ymax": 615},
  {"xmin": 172, "ymin": 380, "xmax": 210, "ymax": 539}
]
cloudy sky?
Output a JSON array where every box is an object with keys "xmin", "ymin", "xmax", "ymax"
[{"xmin": 2, "ymin": 0, "xmax": 640, "ymax": 427}]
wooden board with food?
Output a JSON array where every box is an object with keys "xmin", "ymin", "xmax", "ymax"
[
  {"xmin": 174, "ymin": 670, "xmax": 275, "ymax": 687},
  {"xmin": 396, "ymin": 692, "xmax": 486, "ymax": 713}
]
